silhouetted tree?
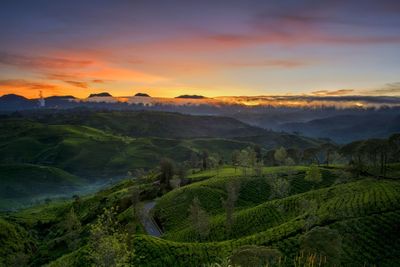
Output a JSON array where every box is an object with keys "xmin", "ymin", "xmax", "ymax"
[{"xmin": 159, "ymin": 158, "xmax": 174, "ymax": 189}]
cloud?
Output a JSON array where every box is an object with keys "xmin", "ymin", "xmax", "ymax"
[
  {"xmin": 64, "ymin": 80, "xmax": 88, "ymax": 88},
  {"xmin": 92, "ymin": 79, "xmax": 110, "ymax": 83},
  {"xmin": 0, "ymin": 52, "xmax": 93, "ymax": 70},
  {"xmin": 311, "ymin": 89, "xmax": 354, "ymax": 96},
  {"xmin": 220, "ymin": 94, "xmax": 400, "ymax": 108},
  {"xmin": 0, "ymin": 79, "xmax": 59, "ymax": 91},
  {"xmin": 0, "ymin": 79, "xmax": 62, "ymax": 98},
  {"xmin": 364, "ymin": 82, "xmax": 400, "ymax": 95}
]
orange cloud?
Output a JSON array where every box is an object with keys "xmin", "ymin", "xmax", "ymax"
[
  {"xmin": 0, "ymin": 79, "xmax": 62, "ymax": 98},
  {"xmin": 312, "ymin": 89, "xmax": 354, "ymax": 96},
  {"xmin": 64, "ymin": 80, "xmax": 89, "ymax": 88}
]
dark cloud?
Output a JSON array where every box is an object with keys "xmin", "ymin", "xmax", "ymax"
[
  {"xmin": 64, "ymin": 80, "xmax": 88, "ymax": 88},
  {"xmin": 365, "ymin": 82, "xmax": 400, "ymax": 95}
]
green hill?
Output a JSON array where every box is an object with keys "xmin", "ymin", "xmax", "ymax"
[
  {"xmin": 0, "ymin": 164, "xmax": 84, "ymax": 210},
  {"xmin": 154, "ymin": 166, "xmax": 338, "ymax": 232},
  {"xmin": 0, "ymin": 164, "xmax": 399, "ymax": 266},
  {"xmin": 18, "ymin": 110, "xmax": 322, "ymax": 148}
]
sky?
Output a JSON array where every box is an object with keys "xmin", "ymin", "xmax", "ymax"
[{"xmin": 0, "ymin": 0, "xmax": 399, "ymax": 99}]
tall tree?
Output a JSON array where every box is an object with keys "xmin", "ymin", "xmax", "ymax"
[
  {"xmin": 159, "ymin": 158, "xmax": 174, "ymax": 189},
  {"xmin": 63, "ymin": 207, "xmax": 81, "ymax": 250},
  {"xmin": 253, "ymin": 145, "xmax": 263, "ymax": 163},
  {"xmin": 320, "ymin": 143, "xmax": 337, "ymax": 166},
  {"xmin": 231, "ymin": 150, "xmax": 241, "ymax": 173},
  {"xmin": 201, "ymin": 150, "xmax": 209, "ymax": 170},
  {"xmin": 274, "ymin": 147, "xmax": 287, "ymax": 165},
  {"xmin": 222, "ymin": 181, "xmax": 241, "ymax": 232},
  {"xmin": 188, "ymin": 197, "xmax": 210, "ymax": 240}
]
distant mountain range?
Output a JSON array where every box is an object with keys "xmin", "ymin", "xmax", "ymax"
[{"xmin": 2, "ymin": 93, "xmax": 400, "ymax": 143}]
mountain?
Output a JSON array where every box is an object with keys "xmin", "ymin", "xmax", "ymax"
[
  {"xmin": 88, "ymin": 92, "xmax": 112, "ymax": 97},
  {"xmin": 280, "ymin": 113, "xmax": 400, "ymax": 143},
  {"xmin": 175, "ymin": 95, "xmax": 206, "ymax": 99},
  {"xmin": 135, "ymin": 93, "xmax": 151, "ymax": 97},
  {"xmin": 0, "ymin": 94, "xmax": 36, "ymax": 110}
]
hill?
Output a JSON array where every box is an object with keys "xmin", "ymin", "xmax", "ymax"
[
  {"xmin": 0, "ymin": 164, "xmax": 84, "ymax": 210},
  {"xmin": 1, "ymin": 165, "xmax": 398, "ymax": 266},
  {"xmin": 281, "ymin": 114, "xmax": 400, "ymax": 143}
]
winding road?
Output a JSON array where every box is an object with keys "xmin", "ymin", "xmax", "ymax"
[{"xmin": 141, "ymin": 201, "xmax": 163, "ymax": 237}]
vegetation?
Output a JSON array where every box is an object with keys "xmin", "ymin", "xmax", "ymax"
[{"xmin": 0, "ymin": 110, "xmax": 399, "ymax": 266}]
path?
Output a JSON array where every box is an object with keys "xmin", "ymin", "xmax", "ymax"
[{"xmin": 141, "ymin": 201, "xmax": 163, "ymax": 237}]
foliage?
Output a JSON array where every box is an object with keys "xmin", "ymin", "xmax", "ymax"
[
  {"xmin": 88, "ymin": 207, "xmax": 133, "ymax": 267},
  {"xmin": 230, "ymin": 245, "xmax": 282, "ymax": 267},
  {"xmin": 274, "ymin": 147, "xmax": 287, "ymax": 165},
  {"xmin": 304, "ymin": 165, "xmax": 322, "ymax": 183},
  {"xmin": 188, "ymin": 197, "xmax": 210, "ymax": 240},
  {"xmin": 299, "ymin": 226, "xmax": 342, "ymax": 266}
]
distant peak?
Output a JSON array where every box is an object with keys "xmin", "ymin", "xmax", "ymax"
[
  {"xmin": 0, "ymin": 94, "xmax": 28, "ymax": 100},
  {"xmin": 175, "ymin": 95, "xmax": 206, "ymax": 99},
  {"xmin": 135, "ymin": 93, "xmax": 151, "ymax": 97},
  {"xmin": 88, "ymin": 92, "xmax": 112, "ymax": 98}
]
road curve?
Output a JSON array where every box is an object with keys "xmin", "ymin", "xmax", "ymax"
[{"xmin": 141, "ymin": 201, "xmax": 163, "ymax": 237}]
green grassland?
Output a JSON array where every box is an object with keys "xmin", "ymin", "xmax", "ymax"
[
  {"xmin": 1, "ymin": 164, "xmax": 399, "ymax": 266},
  {"xmin": 0, "ymin": 115, "xmax": 322, "ymax": 209},
  {"xmin": 0, "ymin": 112, "xmax": 399, "ymax": 266}
]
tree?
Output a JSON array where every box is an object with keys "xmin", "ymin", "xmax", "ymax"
[
  {"xmin": 269, "ymin": 176, "xmax": 290, "ymax": 199},
  {"xmin": 274, "ymin": 147, "xmax": 287, "ymax": 165},
  {"xmin": 201, "ymin": 150, "xmax": 209, "ymax": 170},
  {"xmin": 130, "ymin": 187, "xmax": 140, "ymax": 216},
  {"xmin": 159, "ymin": 158, "xmax": 174, "ymax": 189},
  {"xmin": 299, "ymin": 226, "xmax": 342, "ymax": 266},
  {"xmin": 253, "ymin": 145, "xmax": 262, "ymax": 163},
  {"xmin": 247, "ymin": 148, "xmax": 257, "ymax": 174},
  {"xmin": 188, "ymin": 197, "xmax": 210, "ymax": 240},
  {"xmin": 88, "ymin": 207, "xmax": 133, "ymax": 267},
  {"xmin": 63, "ymin": 207, "xmax": 81, "ymax": 250},
  {"xmin": 238, "ymin": 149, "xmax": 250, "ymax": 176},
  {"xmin": 190, "ymin": 152, "xmax": 200, "ymax": 168},
  {"xmin": 231, "ymin": 150, "xmax": 241, "ymax": 173},
  {"xmin": 303, "ymin": 147, "xmax": 321, "ymax": 165},
  {"xmin": 304, "ymin": 164, "xmax": 322, "ymax": 184},
  {"xmin": 284, "ymin": 157, "xmax": 295, "ymax": 166},
  {"xmin": 222, "ymin": 181, "xmax": 241, "ymax": 232},
  {"xmin": 321, "ymin": 143, "xmax": 337, "ymax": 166},
  {"xmin": 230, "ymin": 245, "xmax": 282, "ymax": 267}
]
